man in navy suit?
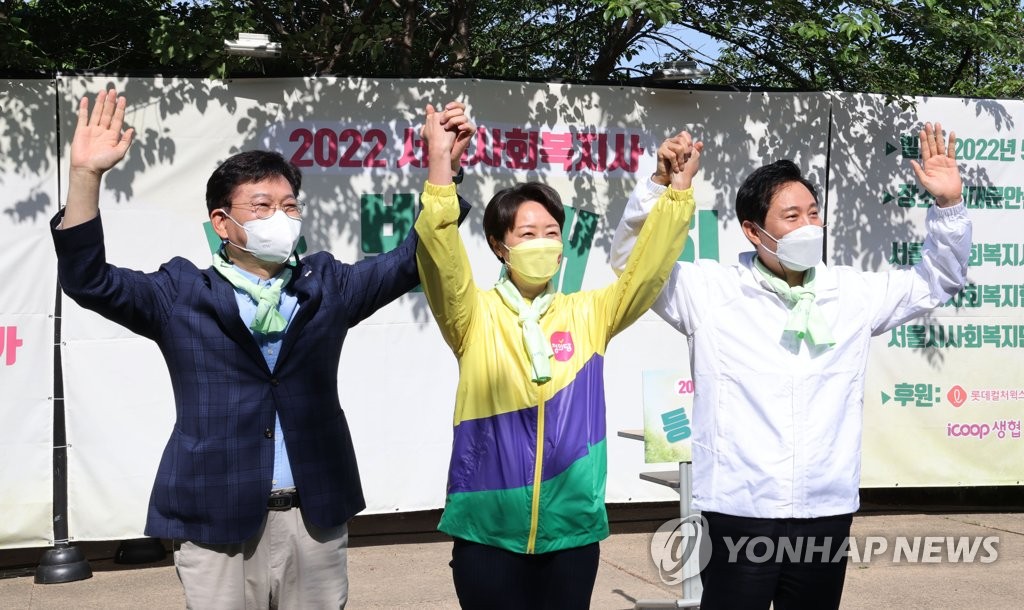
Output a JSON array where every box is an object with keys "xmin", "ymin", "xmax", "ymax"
[{"xmin": 51, "ymin": 89, "xmax": 476, "ymax": 608}]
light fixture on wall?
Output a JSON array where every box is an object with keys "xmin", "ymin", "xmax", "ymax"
[{"xmin": 224, "ymin": 33, "xmax": 282, "ymax": 58}]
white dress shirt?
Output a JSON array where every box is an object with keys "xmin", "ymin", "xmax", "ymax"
[{"xmin": 610, "ymin": 179, "xmax": 972, "ymax": 518}]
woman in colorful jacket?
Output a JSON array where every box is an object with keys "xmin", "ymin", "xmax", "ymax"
[{"xmin": 415, "ymin": 106, "xmax": 702, "ymax": 609}]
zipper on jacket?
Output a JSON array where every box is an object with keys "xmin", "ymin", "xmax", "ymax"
[{"xmin": 526, "ymin": 389, "xmax": 546, "ymax": 554}]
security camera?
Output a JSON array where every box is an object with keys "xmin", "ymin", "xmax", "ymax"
[
  {"xmin": 223, "ymin": 33, "xmax": 282, "ymax": 58},
  {"xmin": 650, "ymin": 60, "xmax": 711, "ymax": 82}
]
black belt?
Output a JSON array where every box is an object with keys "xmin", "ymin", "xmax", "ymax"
[{"xmin": 268, "ymin": 490, "xmax": 300, "ymax": 511}]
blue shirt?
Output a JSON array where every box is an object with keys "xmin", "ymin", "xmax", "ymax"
[{"xmin": 228, "ymin": 264, "xmax": 299, "ymax": 491}]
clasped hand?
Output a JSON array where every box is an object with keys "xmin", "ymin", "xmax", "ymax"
[
  {"xmin": 653, "ymin": 131, "xmax": 704, "ymax": 190},
  {"xmin": 421, "ymin": 101, "xmax": 476, "ymax": 173}
]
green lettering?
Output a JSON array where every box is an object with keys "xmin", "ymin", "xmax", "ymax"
[
  {"xmin": 554, "ymin": 206, "xmax": 599, "ymax": 294},
  {"xmin": 679, "ymin": 209, "xmax": 721, "ymax": 262},
  {"xmin": 361, "ymin": 193, "xmax": 416, "ymax": 253}
]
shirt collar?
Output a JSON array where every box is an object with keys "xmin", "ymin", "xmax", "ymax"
[{"xmin": 740, "ymin": 251, "xmax": 836, "ymax": 293}]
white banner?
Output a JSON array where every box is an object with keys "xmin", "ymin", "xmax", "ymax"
[
  {"xmin": 829, "ymin": 92, "xmax": 1024, "ymax": 487},
  {"xmin": 0, "ymin": 79, "xmax": 59, "ymax": 549},
  {"xmin": 4, "ymin": 76, "xmax": 1015, "ymax": 548},
  {"xmin": 51, "ymin": 77, "xmax": 832, "ymax": 539}
]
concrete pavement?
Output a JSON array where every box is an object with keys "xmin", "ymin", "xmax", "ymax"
[{"xmin": 1, "ymin": 511, "xmax": 1022, "ymax": 609}]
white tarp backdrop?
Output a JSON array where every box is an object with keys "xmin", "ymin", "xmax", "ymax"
[
  {"xmin": 828, "ymin": 93, "xmax": 1024, "ymax": 486},
  {"xmin": 0, "ymin": 75, "xmax": 1019, "ymax": 548},
  {"xmin": 0, "ymin": 79, "xmax": 59, "ymax": 549}
]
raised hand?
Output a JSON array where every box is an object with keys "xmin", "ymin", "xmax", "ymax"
[
  {"xmin": 70, "ymin": 89, "xmax": 134, "ymax": 176},
  {"xmin": 437, "ymin": 101, "xmax": 476, "ymax": 172},
  {"xmin": 62, "ymin": 90, "xmax": 135, "ymax": 228},
  {"xmin": 653, "ymin": 131, "xmax": 704, "ymax": 190},
  {"xmin": 423, "ymin": 102, "xmax": 474, "ymax": 185},
  {"xmin": 909, "ymin": 122, "xmax": 962, "ymax": 208},
  {"xmin": 422, "ymin": 103, "xmax": 457, "ymax": 153}
]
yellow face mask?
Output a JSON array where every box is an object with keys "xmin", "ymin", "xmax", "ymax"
[{"xmin": 503, "ymin": 238, "xmax": 563, "ymax": 288}]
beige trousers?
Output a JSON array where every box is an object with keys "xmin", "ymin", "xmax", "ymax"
[{"xmin": 173, "ymin": 508, "xmax": 349, "ymax": 609}]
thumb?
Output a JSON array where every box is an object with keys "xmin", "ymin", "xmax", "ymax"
[
  {"xmin": 684, "ymin": 142, "xmax": 703, "ymax": 172},
  {"xmin": 909, "ymin": 159, "xmax": 924, "ymax": 183},
  {"xmin": 118, "ymin": 128, "xmax": 135, "ymax": 155},
  {"xmin": 421, "ymin": 105, "xmax": 437, "ymax": 138}
]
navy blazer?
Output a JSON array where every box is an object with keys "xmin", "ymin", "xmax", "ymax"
[{"xmin": 50, "ymin": 198, "xmax": 467, "ymax": 545}]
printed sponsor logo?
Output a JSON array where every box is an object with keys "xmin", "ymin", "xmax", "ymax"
[
  {"xmin": 947, "ymin": 422, "xmax": 991, "ymax": 438},
  {"xmin": 948, "ymin": 385, "xmax": 967, "ymax": 407}
]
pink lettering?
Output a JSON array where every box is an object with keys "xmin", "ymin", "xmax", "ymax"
[
  {"xmin": 540, "ymin": 132, "xmax": 575, "ymax": 170},
  {"xmin": 468, "ymin": 127, "xmax": 504, "ymax": 168},
  {"xmin": 574, "ymin": 133, "xmax": 605, "ymax": 171},
  {"xmin": 504, "ymin": 128, "xmax": 538, "ymax": 170},
  {"xmin": 1, "ymin": 325, "xmax": 23, "ymax": 366},
  {"xmin": 397, "ymin": 127, "xmax": 426, "ymax": 169},
  {"xmin": 607, "ymin": 133, "xmax": 642, "ymax": 172}
]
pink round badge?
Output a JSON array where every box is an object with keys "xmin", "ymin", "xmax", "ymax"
[{"xmin": 550, "ymin": 331, "xmax": 575, "ymax": 361}]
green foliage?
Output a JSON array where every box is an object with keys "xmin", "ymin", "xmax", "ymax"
[
  {"xmin": 0, "ymin": 10, "xmax": 40, "ymax": 71},
  {"xmin": 0, "ymin": 0, "xmax": 168, "ymax": 72},
  {"xmin": 664, "ymin": 0, "xmax": 1024, "ymax": 98},
  {"xmin": 1, "ymin": 0, "xmax": 1021, "ymax": 98},
  {"xmin": 601, "ymin": 0, "xmax": 682, "ymax": 26}
]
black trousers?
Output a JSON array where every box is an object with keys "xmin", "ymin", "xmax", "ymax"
[
  {"xmin": 699, "ymin": 511, "xmax": 853, "ymax": 610},
  {"xmin": 449, "ymin": 537, "xmax": 600, "ymax": 610}
]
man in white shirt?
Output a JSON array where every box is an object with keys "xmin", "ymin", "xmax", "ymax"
[{"xmin": 610, "ymin": 125, "xmax": 971, "ymax": 609}]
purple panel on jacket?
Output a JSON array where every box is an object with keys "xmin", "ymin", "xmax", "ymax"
[{"xmin": 446, "ymin": 355, "xmax": 606, "ymax": 494}]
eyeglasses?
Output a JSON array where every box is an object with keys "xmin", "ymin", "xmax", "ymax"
[{"xmin": 231, "ymin": 201, "xmax": 304, "ymax": 220}]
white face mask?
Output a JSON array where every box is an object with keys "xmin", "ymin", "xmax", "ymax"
[
  {"xmin": 755, "ymin": 223, "xmax": 824, "ymax": 272},
  {"xmin": 225, "ymin": 210, "xmax": 302, "ymax": 263}
]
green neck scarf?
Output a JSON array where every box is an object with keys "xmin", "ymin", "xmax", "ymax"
[
  {"xmin": 494, "ymin": 268, "xmax": 556, "ymax": 384},
  {"xmin": 754, "ymin": 259, "xmax": 835, "ymax": 347},
  {"xmin": 212, "ymin": 252, "xmax": 293, "ymax": 335}
]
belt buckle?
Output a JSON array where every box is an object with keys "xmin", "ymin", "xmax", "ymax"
[{"xmin": 268, "ymin": 491, "xmax": 296, "ymax": 511}]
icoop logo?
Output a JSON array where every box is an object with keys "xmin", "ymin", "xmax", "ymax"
[
  {"xmin": 650, "ymin": 514, "xmax": 711, "ymax": 586},
  {"xmin": 947, "ymin": 422, "xmax": 990, "ymax": 439}
]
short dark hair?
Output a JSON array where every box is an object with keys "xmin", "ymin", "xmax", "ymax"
[
  {"xmin": 205, "ymin": 150, "xmax": 302, "ymax": 214},
  {"xmin": 735, "ymin": 160, "xmax": 818, "ymax": 226},
  {"xmin": 482, "ymin": 182, "xmax": 566, "ymax": 259}
]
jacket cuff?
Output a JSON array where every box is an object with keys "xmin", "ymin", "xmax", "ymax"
[
  {"xmin": 51, "ymin": 208, "xmax": 104, "ymax": 258},
  {"xmin": 665, "ymin": 186, "xmax": 695, "ymax": 202},
  {"xmin": 930, "ymin": 200, "xmax": 967, "ymax": 219},
  {"xmin": 646, "ymin": 177, "xmax": 669, "ymax": 196},
  {"xmin": 423, "ymin": 181, "xmax": 457, "ymax": 196}
]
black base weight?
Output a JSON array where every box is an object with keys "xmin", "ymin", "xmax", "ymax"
[
  {"xmin": 115, "ymin": 537, "xmax": 167, "ymax": 565},
  {"xmin": 34, "ymin": 544, "xmax": 92, "ymax": 584}
]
